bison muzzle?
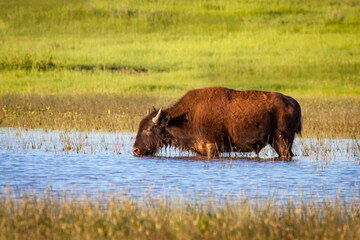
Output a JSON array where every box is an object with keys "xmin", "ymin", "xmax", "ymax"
[{"xmin": 133, "ymin": 87, "xmax": 302, "ymax": 159}]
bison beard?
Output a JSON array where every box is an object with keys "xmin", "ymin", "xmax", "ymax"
[{"xmin": 133, "ymin": 87, "xmax": 302, "ymax": 159}]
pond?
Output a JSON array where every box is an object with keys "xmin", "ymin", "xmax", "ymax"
[{"xmin": 0, "ymin": 128, "xmax": 359, "ymax": 203}]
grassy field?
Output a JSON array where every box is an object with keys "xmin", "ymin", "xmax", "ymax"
[
  {"xmin": 0, "ymin": 0, "xmax": 359, "ymax": 95},
  {"xmin": 0, "ymin": 1, "xmax": 359, "ymax": 238},
  {"xmin": 0, "ymin": 0, "xmax": 359, "ymax": 136},
  {"xmin": 1, "ymin": 190, "xmax": 359, "ymax": 240}
]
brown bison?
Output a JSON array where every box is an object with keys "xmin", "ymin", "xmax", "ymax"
[{"xmin": 132, "ymin": 87, "xmax": 301, "ymax": 159}]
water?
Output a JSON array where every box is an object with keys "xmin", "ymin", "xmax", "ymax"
[{"xmin": 0, "ymin": 128, "xmax": 359, "ymax": 203}]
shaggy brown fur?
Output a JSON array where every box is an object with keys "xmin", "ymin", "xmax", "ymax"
[{"xmin": 133, "ymin": 86, "xmax": 302, "ymax": 159}]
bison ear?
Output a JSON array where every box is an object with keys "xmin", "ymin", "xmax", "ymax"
[
  {"xmin": 164, "ymin": 115, "xmax": 171, "ymax": 125},
  {"xmin": 152, "ymin": 108, "xmax": 162, "ymax": 124},
  {"xmin": 146, "ymin": 108, "xmax": 150, "ymax": 115}
]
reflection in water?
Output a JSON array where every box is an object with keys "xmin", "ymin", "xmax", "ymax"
[{"xmin": 0, "ymin": 128, "xmax": 359, "ymax": 203}]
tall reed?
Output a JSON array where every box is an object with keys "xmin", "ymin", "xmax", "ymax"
[{"xmin": 0, "ymin": 189, "xmax": 359, "ymax": 240}]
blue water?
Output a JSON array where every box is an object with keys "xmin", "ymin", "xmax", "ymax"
[{"xmin": 0, "ymin": 128, "xmax": 359, "ymax": 202}]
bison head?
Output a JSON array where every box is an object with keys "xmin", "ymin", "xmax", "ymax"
[{"xmin": 132, "ymin": 108, "xmax": 170, "ymax": 156}]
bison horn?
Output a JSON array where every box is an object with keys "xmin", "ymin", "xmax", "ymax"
[
  {"xmin": 152, "ymin": 108, "xmax": 162, "ymax": 124},
  {"xmin": 146, "ymin": 108, "xmax": 150, "ymax": 115}
]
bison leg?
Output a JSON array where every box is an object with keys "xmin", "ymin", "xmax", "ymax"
[
  {"xmin": 194, "ymin": 141, "xmax": 219, "ymax": 158},
  {"xmin": 274, "ymin": 130, "xmax": 293, "ymax": 160},
  {"xmin": 206, "ymin": 143, "xmax": 218, "ymax": 158}
]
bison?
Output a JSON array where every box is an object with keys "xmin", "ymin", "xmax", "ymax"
[{"xmin": 132, "ymin": 86, "xmax": 301, "ymax": 159}]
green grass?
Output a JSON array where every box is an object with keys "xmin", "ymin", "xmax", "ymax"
[
  {"xmin": 0, "ymin": 0, "xmax": 359, "ymax": 97},
  {"xmin": 0, "ymin": 0, "xmax": 359, "ymax": 136},
  {"xmin": 0, "ymin": 2, "xmax": 359, "ymax": 238}
]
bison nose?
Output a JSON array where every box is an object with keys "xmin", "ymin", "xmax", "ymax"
[{"xmin": 132, "ymin": 146, "xmax": 140, "ymax": 156}]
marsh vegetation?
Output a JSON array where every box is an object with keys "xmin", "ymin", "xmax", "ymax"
[
  {"xmin": 1, "ymin": 128, "xmax": 360, "ymax": 240},
  {"xmin": 1, "ymin": 189, "xmax": 359, "ymax": 240},
  {"xmin": 0, "ymin": 0, "xmax": 359, "ymax": 239}
]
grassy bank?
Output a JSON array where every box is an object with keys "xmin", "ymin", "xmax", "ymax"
[
  {"xmin": 0, "ymin": 0, "xmax": 359, "ymax": 136},
  {"xmin": 1, "ymin": 94, "xmax": 359, "ymax": 138},
  {"xmin": 1, "ymin": 191, "xmax": 359, "ymax": 240}
]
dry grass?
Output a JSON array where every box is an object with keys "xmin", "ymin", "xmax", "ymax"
[
  {"xmin": 0, "ymin": 189, "xmax": 359, "ymax": 240},
  {"xmin": 0, "ymin": 94, "xmax": 167, "ymax": 132},
  {"xmin": 298, "ymin": 96, "xmax": 360, "ymax": 138},
  {"xmin": 0, "ymin": 94, "xmax": 359, "ymax": 138}
]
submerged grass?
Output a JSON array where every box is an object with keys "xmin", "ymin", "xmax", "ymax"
[
  {"xmin": 1, "ymin": 128, "xmax": 359, "ymax": 165},
  {"xmin": 0, "ymin": 190, "xmax": 359, "ymax": 240}
]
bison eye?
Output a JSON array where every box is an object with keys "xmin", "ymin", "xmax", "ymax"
[{"xmin": 143, "ymin": 127, "xmax": 152, "ymax": 135}]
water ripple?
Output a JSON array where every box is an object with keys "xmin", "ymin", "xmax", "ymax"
[{"xmin": 0, "ymin": 128, "xmax": 359, "ymax": 202}]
